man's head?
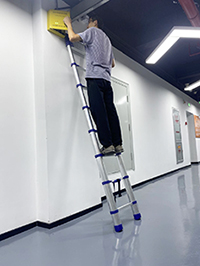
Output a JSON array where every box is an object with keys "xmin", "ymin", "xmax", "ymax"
[{"xmin": 87, "ymin": 14, "xmax": 104, "ymax": 29}]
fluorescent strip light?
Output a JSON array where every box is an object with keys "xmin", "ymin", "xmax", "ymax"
[
  {"xmin": 146, "ymin": 35, "xmax": 179, "ymax": 64},
  {"xmin": 171, "ymin": 28, "xmax": 200, "ymax": 38},
  {"xmin": 146, "ymin": 26, "xmax": 200, "ymax": 64},
  {"xmin": 184, "ymin": 80, "xmax": 200, "ymax": 91}
]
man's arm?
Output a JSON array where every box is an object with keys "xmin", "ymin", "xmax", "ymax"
[{"xmin": 63, "ymin": 16, "xmax": 82, "ymax": 43}]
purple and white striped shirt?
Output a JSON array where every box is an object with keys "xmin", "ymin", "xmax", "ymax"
[{"xmin": 78, "ymin": 27, "xmax": 114, "ymax": 82}]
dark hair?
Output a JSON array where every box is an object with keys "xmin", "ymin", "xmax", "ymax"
[{"xmin": 89, "ymin": 13, "xmax": 104, "ymax": 30}]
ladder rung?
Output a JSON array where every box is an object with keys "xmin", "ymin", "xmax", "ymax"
[
  {"xmin": 71, "ymin": 47, "xmax": 85, "ymax": 58},
  {"xmin": 71, "ymin": 62, "xmax": 86, "ymax": 72},
  {"xmin": 77, "ymin": 65, "xmax": 86, "ymax": 72},
  {"xmin": 118, "ymin": 202, "xmax": 132, "ymax": 211}
]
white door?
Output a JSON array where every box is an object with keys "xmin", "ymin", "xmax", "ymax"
[
  {"xmin": 104, "ymin": 77, "xmax": 134, "ymax": 174},
  {"xmin": 186, "ymin": 111, "xmax": 197, "ymax": 162}
]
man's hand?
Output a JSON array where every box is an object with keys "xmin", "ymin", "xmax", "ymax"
[
  {"xmin": 63, "ymin": 16, "xmax": 82, "ymax": 43},
  {"xmin": 63, "ymin": 16, "xmax": 71, "ymax": 27}
]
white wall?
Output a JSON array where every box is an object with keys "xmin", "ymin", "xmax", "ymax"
[
  {"xmin": 32, "ymin": 0, "xmax": 49, "ymax": 224},
  {"xmin": 33, "ymin": 0, "xmax": 101, "ymax": 224},
  {"xmin": 0, "ymin": 0, "xmax": 36, "ymax": 234}
]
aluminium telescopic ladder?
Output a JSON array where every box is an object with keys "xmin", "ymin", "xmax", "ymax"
[{"xmin": 65, "ymin": 35, "xmax": 141, "ymax": 232}]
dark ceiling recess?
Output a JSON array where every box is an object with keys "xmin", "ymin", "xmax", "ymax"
[{"xmin": 63, "ymin": 0, "xmax": 200, "ymax": 102}]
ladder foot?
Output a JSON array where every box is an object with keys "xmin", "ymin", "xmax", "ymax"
[
  {"xmin": 134, "ymin": 213, "xmax": 141, "ymax": 220},
  {"xmin": 114, "ymin": 224, "xmax": 123, "ymax": 233}
]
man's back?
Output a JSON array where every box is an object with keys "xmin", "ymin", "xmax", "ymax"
[{"xmin": 78, "ymin": 27, "xmax": 113, "ymax": 82}]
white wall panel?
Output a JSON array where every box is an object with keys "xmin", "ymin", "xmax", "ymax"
[
  {"xmin": 35, "ymin": 0, "xmax": 101, "ymax": 223},
  {"xmin": 0, "ymin": 0, "xmax": 36, "ymax": 234}
]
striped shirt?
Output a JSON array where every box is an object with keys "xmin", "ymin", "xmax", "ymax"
[{"xmin": 78, "ymin": 27, "xmax": 114, "ymax": 82}]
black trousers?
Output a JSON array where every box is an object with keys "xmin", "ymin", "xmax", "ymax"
[{"xmin": 86, "ymin": 78, "xmax": 122, "ymax": 148}]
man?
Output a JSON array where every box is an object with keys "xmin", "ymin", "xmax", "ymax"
[{"xmin": 63, "ymin": 15, "xmax": 123, "ymax": 155}]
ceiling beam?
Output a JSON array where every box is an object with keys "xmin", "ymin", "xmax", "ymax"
[{"xmin": 69, "ymin": 0, "xmax": 109, "ymax": 21}]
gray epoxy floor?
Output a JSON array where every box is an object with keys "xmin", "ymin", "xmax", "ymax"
[{"xmin": 1, "ymin": 164, "xmax": 200, "ymax": 266}]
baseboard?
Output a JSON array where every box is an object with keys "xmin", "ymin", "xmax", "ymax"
[
  {"xmin": 37, "ymin": 203, "xmax": 103, "ymax": 229},
  {"xmin": 0, "ymin": 203, "xmax": 102, "ymax": 242},
  {"xmin": 0, "ymin": 222, "xmax": 36, "ymax": 242}
]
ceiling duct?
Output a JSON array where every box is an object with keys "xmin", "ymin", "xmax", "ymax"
[
  {"xmin": 69, "ymin": 0, "xmax": 109, "ymax": 21},
  {"xmin": 178, "ymin": 0, "xmax": 200, "ymax": 26}
]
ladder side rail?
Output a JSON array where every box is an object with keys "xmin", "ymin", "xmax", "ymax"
[
  {"xmin": 67, "ymin": 44, "xmax": 100, "ymax": 154},
  {"xmin": 116, "ymin": 154, "xmax": 141, "ymax": 220},
  {"xmin": 67, "ymin": 45, "xmax": 87, "ymax": 108},
  {"xmin": 97, "ymin": 157, "xmax": 122, "ymax": 231}
]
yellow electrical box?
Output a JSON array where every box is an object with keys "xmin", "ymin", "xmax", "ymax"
[{"xmin": 47, "ymin": 9, "xmax": 70, "ymax": 38}]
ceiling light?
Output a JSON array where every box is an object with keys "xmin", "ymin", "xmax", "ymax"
[
  {"xmin": 184, "ymin": 80, "xmax": 200, "ymax": 91},
  {"xmin": 171, "ymin": 28, "xmax": 200, "ymax": 38},
  {"xmin": 146, "ymin": 26, "xmax": 200, "ymax": 64}
]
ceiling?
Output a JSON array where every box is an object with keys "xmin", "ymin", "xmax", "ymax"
[{"xmin": 63, "ymin": 0, "xmax": 200, "ymax": 102}]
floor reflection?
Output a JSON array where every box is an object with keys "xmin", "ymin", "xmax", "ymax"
[{"xmin": 111, "ymin": 220, "xmax": 142, "ymax": 266}]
